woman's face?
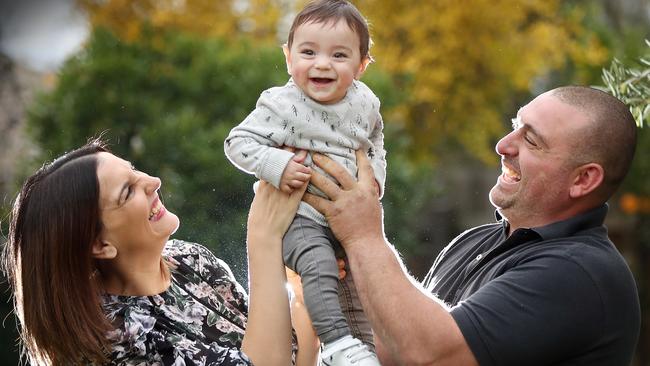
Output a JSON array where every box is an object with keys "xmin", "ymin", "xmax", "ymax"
[{"xmin": 96, "ymin": 152, "xmax": 179, "ymax": 257}]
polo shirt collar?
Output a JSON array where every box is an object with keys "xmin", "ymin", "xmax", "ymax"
[{"xmin": 495, "ymin": 204, "xmax": 608, "ymax": 241}]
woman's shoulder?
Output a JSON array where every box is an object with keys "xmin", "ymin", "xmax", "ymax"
[{"xmin": 164, "ymin": 239, "xmax": 241, "ymax": 286}]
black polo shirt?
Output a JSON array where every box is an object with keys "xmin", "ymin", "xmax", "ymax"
[{"xmin": 423, "ymin": 205, "xmax": 640, "ymax": 366}]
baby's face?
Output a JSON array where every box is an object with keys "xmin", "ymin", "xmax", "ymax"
[{"xmin": 285, "ymin": 19, "xmax": 367, "ymax": 105}]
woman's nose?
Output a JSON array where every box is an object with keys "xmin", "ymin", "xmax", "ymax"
[{"xmin": 144, "ymin": 176, "xmax": 161, "ymax": 195}]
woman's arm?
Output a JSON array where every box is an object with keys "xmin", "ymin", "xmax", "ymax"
[
  {"xmin": 241, "ymin": 178, "xmax": 308, "ymax": 366},
  {"xmin": 287, "ymin": 268, "xmax": 320, "ymax": 366}
]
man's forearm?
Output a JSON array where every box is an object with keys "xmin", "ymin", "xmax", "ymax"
[{"xmin": 346, "ymin": 237, "xmax": 476, "ymax": 365}]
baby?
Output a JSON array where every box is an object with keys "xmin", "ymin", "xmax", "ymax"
[{"xmin": 224, "ymin": 1, "xmax": 385, "ymax": 365}]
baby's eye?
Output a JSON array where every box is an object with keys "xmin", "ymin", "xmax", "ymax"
[
  {"xmin": 333, "ymin": 52, "xmax": 348, "ymax": 58},
  {"xmin": 300, "ymin": 49, "xmax": 315, "ymax": 56}
]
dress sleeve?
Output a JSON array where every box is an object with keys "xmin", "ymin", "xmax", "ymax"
[
  {"xmin": 186, "ymin": 241, "xmax": 250, "ymax": 318},
  {"xmin": 449, "ymin": 254, "xmax": 604, "ymax": 366},
  {"xmin": 224, "ymin": 90, "xmax": 295, "ymax": 188}
]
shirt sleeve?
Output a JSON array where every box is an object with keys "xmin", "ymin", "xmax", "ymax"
[
  {"xmin": 450, "ymin": 254, "xmax": 604, "ymax": 366},
  {"xmin": 224, "ymin": 90, "xmax": 295, "ymax": 188}
]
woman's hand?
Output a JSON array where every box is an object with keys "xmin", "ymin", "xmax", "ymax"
[{"xmin": 247, "ymin": 167, "xmax": 308, "ymax": 241}]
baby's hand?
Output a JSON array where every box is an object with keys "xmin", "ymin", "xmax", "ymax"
[{"xmin": 280, "ymin": 154, "xmax": 311, "ymax": 193}]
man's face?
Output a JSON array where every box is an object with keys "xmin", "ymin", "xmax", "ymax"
[{"xmin": 489, "ymin": 92, "xmax": 590, "ymax": 231}]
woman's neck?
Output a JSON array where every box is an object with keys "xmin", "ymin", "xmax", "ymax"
[{"xmin": 99, "ymin": 256, "xmax": 171, "ymax": 296}]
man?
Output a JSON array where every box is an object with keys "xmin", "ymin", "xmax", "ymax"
[{"xmin": 304, "ymin": 86, "xmax": 641, "ymax": 365}]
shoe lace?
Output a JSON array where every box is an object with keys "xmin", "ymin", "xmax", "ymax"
[{"xmin": 345, "ymin": 343, "xmax": 375, "ymax": 363}]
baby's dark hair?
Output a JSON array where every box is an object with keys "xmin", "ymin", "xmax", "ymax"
[{"xmin": 287, "ymin": 0, "xmax": 372, "ymax": 60}]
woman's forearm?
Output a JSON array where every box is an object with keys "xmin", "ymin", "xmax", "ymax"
[
  {"xmin": 241, "ymin": 234, "xmax": 292, "ymax": 366},
  {"xmin": 291, "ymin": 296, "xmax": 320, "ymax": 366}
]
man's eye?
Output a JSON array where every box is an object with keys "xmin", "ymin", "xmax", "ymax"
[{"xmin": 524, "ymin": 135, "xmax": 537, "ymax": 146}]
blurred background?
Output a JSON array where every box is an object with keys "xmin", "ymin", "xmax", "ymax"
[{"xmin": 0, "ymin": 0, "xmax": 648, "ymax": 364}]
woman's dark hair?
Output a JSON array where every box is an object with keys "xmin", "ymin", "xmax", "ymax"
[{"xmin": 2, "ymin": 138, "xmax": 111, "ymax": 365}]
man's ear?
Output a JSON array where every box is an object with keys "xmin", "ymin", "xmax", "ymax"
[
  {"xmin": 355, "ymin": 57, "xmax": 371, "ymax": 80},
  {"xmin": 92, "ymin": 239, "xmax": 117, "ymax": 259},
  {"xmin": 282, "ymin": 44, "xmax": 292, "ymax": 76},
  {"xmin": 569, "ymin": 163, "xmax": 604, "ymax": 199}
]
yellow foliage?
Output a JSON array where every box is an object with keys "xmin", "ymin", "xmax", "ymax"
[
  {"xmin": 78, "ymin": 0, "xmax": 608, "ymax": 163},
  {"xmin": 355, "ymin": 0, "xmax": 608, "ymax": 162},
  {"xmin": 78, "ymin": 0, "xmax": 282, "ymax": 43}
]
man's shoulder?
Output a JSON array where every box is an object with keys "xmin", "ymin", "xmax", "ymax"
[{"xmin": 455, "ymin": 222, "xmax": 505, "ymax": 242}]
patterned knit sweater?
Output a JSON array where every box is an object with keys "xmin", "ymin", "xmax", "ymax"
[{"xmin": 225, "ymin": 78, "xmax": 386, "ymax": 226}]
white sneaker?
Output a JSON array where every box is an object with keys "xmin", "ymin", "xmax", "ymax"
[{"xmin": 320, "ymin": 336, "xmax": 381, "ymax": 366}]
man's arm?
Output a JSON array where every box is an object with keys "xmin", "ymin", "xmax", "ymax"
[{"xmin": 303, "ymin": 151, "xmax": 477, "ymax": 365}]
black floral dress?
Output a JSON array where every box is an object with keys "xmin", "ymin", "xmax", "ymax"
[{"xmin": 102, "ymin": 240, "xmax": 252, "ymax": 365}]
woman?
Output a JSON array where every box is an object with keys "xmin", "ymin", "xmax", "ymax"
[{"xmin": 3, "ymin": 138, "xmax": 311, "ymax": 365}]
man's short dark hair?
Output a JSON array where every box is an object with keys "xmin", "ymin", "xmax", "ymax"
[{"xmin": 551, "ymin": 86, "xmax": 637, "ymax": 198}]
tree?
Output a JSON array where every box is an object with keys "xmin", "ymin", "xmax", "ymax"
[
  {"xmin": 78, "ymin": 0, "xmax": 606, "ymax": 163},
  {"xmin": 602, "ymin": 39, "xmax": 650, "ymax": 128},
  {"xmin": 601, "ymin": 39, "xmax": 650, "ymax": 366},
  {"xmin": 354, "ymin": 0, "xmax": 608, "ymax": 162},
  {"xmin": 25, "ymin": 26, "xmax": 436, "ymax": 281},
  {"xmin": 27, "ymin": 28, "xmax": 291, "ymax": 280},
  {"xmin": 77, "ymin": 0, "xmax": 287, "ymax": 43}
]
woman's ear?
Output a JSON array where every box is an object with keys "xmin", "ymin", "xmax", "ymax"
[
  {"xmin": 569, "ymin": 163, "xmax": 604, "ymax": 199},
  {"xmin": 92, "ymin": 239, "xmax": 117, "ymax": 259},
  {"xmin": 282, "ymin": 44, "xmax": 292, "ymax": 76}
]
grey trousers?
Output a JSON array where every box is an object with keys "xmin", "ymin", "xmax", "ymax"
[{"xmin": 283, "ymin": 215, "xmax": 374, "ymax": 349}]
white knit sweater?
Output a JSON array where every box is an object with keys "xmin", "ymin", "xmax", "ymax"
[{"xmin": 224, "ymin": 78, "xmax": 386, "ymax": 226}]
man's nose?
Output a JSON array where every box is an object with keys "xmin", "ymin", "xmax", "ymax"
[{"xmin": 495, "ymin": 130, "xmax": 518, "ymax": 157}]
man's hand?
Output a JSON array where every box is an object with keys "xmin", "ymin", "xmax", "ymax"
[
  {"xmin": 303, "ymin": 150, "xmax": 384, "ymax": 248},
  {"xmin": 279, "ymin": 150, "xmax": 311, "ymax": 193}
]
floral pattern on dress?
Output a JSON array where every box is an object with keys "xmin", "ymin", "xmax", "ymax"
[{"xmin": 102, "ymin": 240, "xmax": 252, "ymax": 366}]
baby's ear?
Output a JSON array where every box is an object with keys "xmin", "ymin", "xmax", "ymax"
[
  {"xmin": 355, "ymin": 56, "xmax": 371, "ymax": 79},
  {"xmin": 282, "ymin": 44, "xmax": 292, "ymax": 75}
]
